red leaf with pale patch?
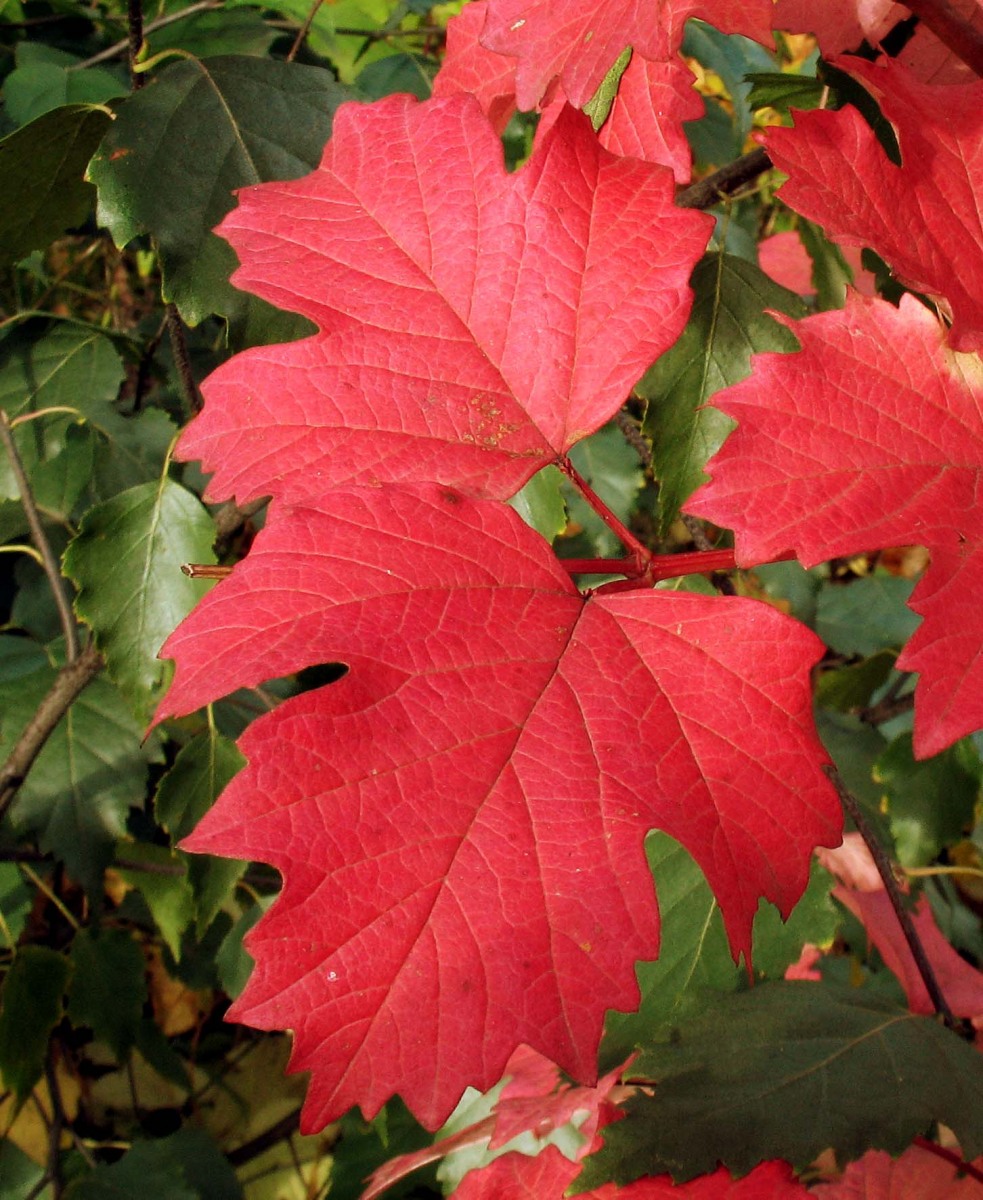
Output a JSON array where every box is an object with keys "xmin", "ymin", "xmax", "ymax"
[
  {"xmin": 454, "ymin": 1151, "xmax": 807, "ymax": 1198},
  {"xmin": 687, "ymin": 292, "xmax": 983, "ymax": 756},
  {"xmin": 765, "ymin": 57, "xmax": 983, "ymax": 351},
  {"xmin": 164, "ymin": 485, "xmax": 839, "ymax": 1130},
  {"xmin": 478, "ymin": 0, "xmax": 773, "ymax": 110},
  {"xmin": 177, "ymin": 94, "xmax": 710, "ymax": 506}
]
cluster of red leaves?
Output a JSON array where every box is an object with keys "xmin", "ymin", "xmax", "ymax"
[{"xmin": 156, "ymin": 0, "xmax": 983, "ymax": 1190}]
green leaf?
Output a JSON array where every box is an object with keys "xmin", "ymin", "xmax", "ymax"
[
  {"xmin": 147, "ymin": 8, "xmax": 279, "ymax": 59},
  {"xmin": 745, "ymin": 72, "xmax": 824, "ymax": 114},
  {"xmin": 874, "ymin": 733, "xmax": 981, "ymax": 867},
  {"xmin": 566, "ymin": 423, "xmax": 643, "ymax": 556},
  {"xmin": 0, "ymin": 1138, "xmax": 47, "ymax": 1200},
  {"xmin": 640, "ymin": 253, "xmax": 806, "ymax": 534},
  {"xmin": 682, "ymin": 22, "xmax": 775, "ymax": 144},
  {"xmin": 356, "ymin": 52, "xmax": 436, "ymax": 101},
  {"xmin": 0, "ymin": 946, "xmax": 69, "ymax": 1103},
  {"xmin": 797, "ymin": 217, "xmax": 854, "ymax": 311},
  {"xmin": 88, "ymin": 56, "xmax": 354, "ymax": 338},
  {"xmin": 576, "ymin": 982, "xmax": 983, "ymax": 1189},
  {"xmin": 749, "ymin": 860, "xmax": 838, "ymax": 980},
  {"xmin": 508, "ymin": 465, "xmax": 567, "ymax": 543},
  {"xmin": 64, "ymin": 1128, "xmax": 242, "ymax": 1200},
  {"xmin": 0, "ymin": 660, "xmax": 160, "ymax": 893},
  {"xmin": 816, "ymin": 650, "xmax": 897, "ymax": 712},
  {"xmin": 63, "ymin": 477, "xmax": 217, "ymax": 719},
  {"xmin": 155, "ymin": 730, "xmax": 247, "ymax": 935},
  {"xmin": 816, "ymin": 575, "xmax": 919, "ymax": 657},
  {"xmin": 215, "ymin": 897, "xmax": 271, "ymax": 999},
  {"xmin": 116, "ymin": 842, "xmax": 196, "ymax": 958},
  {"xmin": 583, "ymin": 47, "xmax": 632, "ymax": 131},
  {"xmin": 67, "ymin": 927, "xmax": 147, "ymax": 1058},
  {"xmin": 4, "ymin": 44, "xmax": 127, "ymax": 126},
  {"xmin": 0, "ymin": 105, "xmax": 112, "ymax": 266},
  {"xmin": 0, "ymin": 863, "xmax": 32, "ymax": 949}
]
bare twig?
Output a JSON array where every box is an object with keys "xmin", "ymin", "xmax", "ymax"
[
  {"xmin": 72, "ymin": 0, "xmax": 222, "ymax": 70},
  {"xmin": 0, "ymin": 412, "xmax": 79, "ymax": 663},
  {"xmin": 226, "ymin": 1107, "xmax": 302, "ymax": 1166},
  {"xmin": 0, "ymin": 644, "xmax": 103, "ymax": 825},
  {"xmin": 676, "ymin": 147, "xmax": 773, "ymax": 210},
  {"xmin": 287, "ymin": 0, "xmax": 325, "ymax": 61},
  {"xmin": 822, "ymin": 762, "xmax": 968, "ymax": 1035},
  {"xmin": 127, "ymin": 0, "xmax": 146, "ymax": 90},
  {"xmin": 902, "ymin": 0, "xmax": 983, "ymax": 76}
]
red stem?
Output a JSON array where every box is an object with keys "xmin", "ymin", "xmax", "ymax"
[
  {"xmin": 913, "ymin": 1136, "xmax": 983, "ymax": 1184},
  {"xmin": 559, "ymin": 457, "xmax": 652, "ymax": 571}
]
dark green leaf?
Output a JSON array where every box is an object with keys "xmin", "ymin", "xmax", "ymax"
[
  {"xmin": 63, "ymin": 478, "xmax": 216, "ymax": 719},
  {"xmin": 356, "ymin": 52, "xmax": 436, "ymax": 101},
  {"xmin": 682, "ymin": 22, "xmax": 775, "ymax": 144},
  {"xmin": 816, "ymin": 650, "xmax": 897, "ymax": 712},
  {"xmin": 67, "ymin": 927, "xmax": 146, "ymax": 1058},
  {"xmin": 215, "ymin": 898, "xmax": 271, "ymax": 999},
  {"xmin": 64, "ymin": 1128, "xmax": 241, "ymax": 1200},
  {"xmin": 88, "ymin": 56, "xmax": 355, "ymax": 337},
  {"xmin": 576, "ymin": 982, "xmax": 983, "ymax": 1188},
  {"xmin": 0, "ymin": 661, "xmax": 161, "ymax": 893},
  {"xmin": 0, "ymin": 105, "xmax": 112, "ymax": 266},
  {"xmin": 875, "ymin": 733, "xmax": 981, "ymax": 867},
  {"xmin": 0, "ymin": 863, "xmax": 32, "ymax": 948},
  {"xmin": 0, "ymin": 1137, "xmax": 47, "ymax": 1199},
  {"xmin": 147, "ymin": 8, "xmax": 279, "ymax": 59},
  {"xmin": 745, "ymin": 72, "xmax": 824, "ymax": 114},
  {"xmin": 115, "ymin": 843, "xmax": 195, "ymax": 959},
  {"xmin": 155, "ymin": 730, "xmax": 246, "ymax": 935},
  {"xmin": 797, "ymin": 217, "xmax": 854, "ymax": 311},
  {"xmin": 640, "ymin": 253, "xmax": 805, "ymax": 534},
  {"xmin": 816, "ymin": 575, "xmax": 919, "ymax": 657},
  {"xmin": 0, "ymin": 946, "xmax": 69, "ymax": 1103}
]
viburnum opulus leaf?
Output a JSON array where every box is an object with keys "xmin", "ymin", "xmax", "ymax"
[
  {"xmin": 178, "ymin": 94, "xmax": 711, "ymax": 506},
  {"xmin": 765, "ymin": 56, "xmax": 983, "ymax": 351},
  {"xmin": 687, "ymin": 291, "xmax": 983, "ymax": 757},
  {"xmin": 161, "ymin": 484, "xmax": 840, "ymax": 1129}
]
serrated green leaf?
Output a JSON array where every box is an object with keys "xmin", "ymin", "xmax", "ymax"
[
  {"xmin": 63, "ymin": 477, "xmax": 216, "ymax": 719},
  {"xmin": 816, "ymin": 575, "xmax": 919, "ymax": 657},
  {"xmin": 640, "ymin": 253, "xmax": 806, "ymax": 534},
  {"xmin": 0, "ymin": 660, "xmax": 160, "ymax": 893},
  {"xmin": 576, "ymin": 982, "xmax": 983, "ymax": 1189},
  {"xmin": 0, "ymin": 105, "xmax": 112, "ymax": 265},
  {"xmin": 116, "ymin": 843, "xmax": 195, "ymax": 959},
  {"xmin": 797, "ymin": 217, "xmax": 854, "ymax": 311},
  {"xmin": 0, "ymin": 946, "xmax": 69, "ymax": 1103},
  {"xmin": 67, "ymin": 927, "xmax": 147, "ymax": 1058},
  {"xmin": 583, "ymin": 47, "xmax": 632, "ymax": 132},
  {"xmin": 88, "ymin": 56, "xmax": 354, "ymax": 338},
  {"xmin": 750, "ymin": 861, "xmax": 838, "ymax": 979},
  {"xmin": 875, "ymin": 733, "xmax": 981, "ymax": 867},
  {"xmin": 155, "ymin": 730, "xmax": 246, "ymax": 934}
]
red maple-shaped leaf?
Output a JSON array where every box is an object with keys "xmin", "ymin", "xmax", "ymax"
[
  {"xmin": 434, "ymin": 2, "xmax": 700, "ymax": 181},
  {"xmin": 177, "ymin": 94, "xmax": 710, "ymax": 506},
  {"xmin": 454, "ymin": 1150, "xmax": 807, "ymax": 1198},
  {"xmin": 478, "ymin": 0, "xmax": 773, "ymax": 110},
  {"xmin": 164, "ymin": 485, "xmax": 839, "ymax": 1130},
  {"xmin": 765, "ymin": 57, "xmax": 983, "ymax": 352},
  {"xmin": 686, "ymin": 291, "xmax": 983, "ymax": 756}
]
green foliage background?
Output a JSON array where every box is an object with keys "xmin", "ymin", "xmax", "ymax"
[{"xmin": 0, "ymin": 3, "xmax": 980, "ymax": 1197}]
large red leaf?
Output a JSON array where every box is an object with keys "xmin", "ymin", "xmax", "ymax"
[
  {"xmin": 478, "ymin": 0, "xmax": 773, "ymax": 109},
  {"xmin": 165, "ymin": 485, "xmax": 839, "ymax": 1130},
  {"xmin": 765, "ymin": 57, "xmax": 983, "ymax": 352},
  {"xmin": 686, "ymin": 292, "xmax": 983, "ymax": 756},
  {"xmin": 177, "ymin": 95, "xmax": 710, "ymax": 506}
]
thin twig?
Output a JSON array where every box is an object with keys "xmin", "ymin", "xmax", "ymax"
[
  {"xmin": 0, "ymin": 412, "xmax": 79, "ymax": 663},
  {"xmin": 72, "ymin": 0, "xmax": 222, "ymax": 70},
  {"xmin": 822, "ymin": 762, "xmax": 966, "ymax": 1034},
  {"xmin": 902, "ymin": 0, "xmax": 983, "ymax": 77},
  {"xmin": 165, "ymin": 304, "xmax": 202, "ymax": 416},
  {"xmin": 287, "ymin": 0, "xmax": 325, "ymax": 61},
  {"xmin": 676, "ymin": 147, "xmax": 773, "ymax": 210},
  {"xmin": 0, "ymin": 644, "xmax": 104, "ymax": 825},
  {"xmin": 127, "ymin": 0, "xmax": 145, "ymax": 90},
  {"xmin": 614, "ymin": 410, "xmax": 653, "ymax": 469},
  {"xmin": 227, "ymin": 1107, "xmax": 302, "ymax": 1167},
  {"xmin": 913, "ymin": 1136, "xmax": 983, "ymax": 1184}
]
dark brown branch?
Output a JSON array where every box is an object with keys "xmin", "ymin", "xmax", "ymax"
[
  {"xmin": 823, "ymin": 763, "xmax": 967, "ymax": 1034},
  {"xmin": 127, "ymin": 0, "xmax": 145, "ymax": 90},
  {"xmin": 0, "ymin": 412, "xmax": 79, "ymax": 663},
  {"xmin": 0, "ymin": 644, "xmax": 103, "ymax": 824},
  {"xmin": 165, "ymin": 305, "xmax": 202, "ymax": 417},
  {"xmin": 72, "ymin": 1, "xmax": 222, "ymax": 71},
  {"xmin": 902, "ymin": 0, "xmax": 983, "ymax": 77},
  {"xmin": 676, "ymin": 147, "xmax": 773, "ymax": 210},
  {"xmin": 226, "ymin": 1107, "xmax": 302, "ymax": 1166},
  {"xmin": 287, "ymin": 0, "xmax": 325, "ymax": 61}
]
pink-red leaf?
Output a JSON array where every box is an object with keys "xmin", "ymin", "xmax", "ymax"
[
  {"xmin": 811, "ymin": 1144, "xmax": 983, "ymax": 1199},
  {"xmin": 478, "ymin": 0, "xmax": 773, "ymax": 109},
  {"xmin": 765, "ymin": 57, "xmax": 983, "ymax": 351},
  {"xmin": 178, "ymin": 95, "xmax": 710, "ymax": 506},
  {"xmin": 165, "ymin": 485, "xmax": 839, "ymax": 1130},
  {"xmin": 686, "ymin": 291, "xmax": 983, "ymax": 756}
]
